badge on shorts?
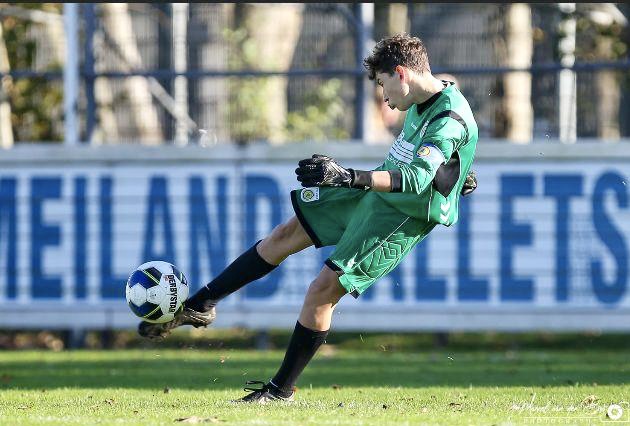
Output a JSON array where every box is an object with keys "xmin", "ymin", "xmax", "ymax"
[
  {"xmin": 300, "ymin": 187, "xmax": 319, "ymax": 202},
  {"xmin": 416, "ymin": 146, "xmax": 431, "ymax": 157}
]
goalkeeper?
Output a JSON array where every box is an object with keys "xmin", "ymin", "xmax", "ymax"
[{"xmin": 138, "ymin": 33, "xmax": 479, "ymax": 403}]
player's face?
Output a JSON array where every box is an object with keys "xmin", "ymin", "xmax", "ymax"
[{"xmin": 376, "ymin": 70, "xmax": 412, "ymax": 111}]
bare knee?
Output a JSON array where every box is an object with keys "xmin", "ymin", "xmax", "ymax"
[{"xmin": 305, "ymin": 267, "xmax": 347, "ymax": 307}]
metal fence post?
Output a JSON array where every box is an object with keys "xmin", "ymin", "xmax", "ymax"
[
  {"xmin": 83, "ymin": 3, "xmax": 97, "ymax": 144},
  {"xmin": 353, "ymin": 4, "xmax": 374, "ymax": 142},
  {"xmin": 172, "ymin": 3, "xmax": 189, "ymax": 145},
  {"xmin": 558, "ymin": 3, "xmax": 577, "ymax": 144},
  {"xmin": 63, "ymin": 4, "xmax": 79, "ymax": 145}
]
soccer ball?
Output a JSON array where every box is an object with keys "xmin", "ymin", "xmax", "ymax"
[{"xmin": 125, "ymin": 261, "xmax": 190, "ymax": 323}]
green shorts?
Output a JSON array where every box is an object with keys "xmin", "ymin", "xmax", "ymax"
[{"xmin": 290, "ymin": 187, "xmax": 436, "ymax": 298}]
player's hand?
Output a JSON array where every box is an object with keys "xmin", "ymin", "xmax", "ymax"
[
  {"xmin": 461, "ymin": 170, "xmax": 477, "ymax": 196},
  {"xmin": 295, "ymin": 154, "xmax": 353, "ymax": 188}
]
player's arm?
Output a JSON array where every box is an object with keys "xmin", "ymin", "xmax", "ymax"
[
  {"xmin": 387, "ymin": 158, "xmax": 477, "ymax": 196},
  {"xmin": 369, "ymin": 171, "xmax": 394, "ymax": 192},
  {"xmin": 295, "ymin": 121, "xmax": 475, "ymax": 195},
  {"xmin": 294, "ymin": 154, "xmax": 403, "ymax": 192},
  {"xmin": 389, "ymin": 116, "xmax": 463, "ymax": 195}
]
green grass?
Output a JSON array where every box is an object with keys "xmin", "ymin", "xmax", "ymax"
[{"xmin": 0, "ymin": 347, "xmax": 628, "ymax": 425}]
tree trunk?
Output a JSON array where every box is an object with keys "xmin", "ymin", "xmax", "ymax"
[
  {"xmin": 101, "ymin": 3, "xmax": 163, "ymax": 144},
  {"xmin": 503, "ymin": 3, "xmax": 533, "ymax": 144},
  {"xmin": 368, "ymin": 3, "xmax": 407, "ymax": 144},
  {"xmin": 235, "ymin": 4, "xmax": 303, "ymax": 144},
  {"xmin": 594, "ymin": 30, "xmax": 620, "ymax": 140},
  {"xmin": 94, "ymin": 77, "xmax": 120, "ymax": 143},
  {"xmin": 42, "ymin": 5, "xmax": 65, "ymax": 65},
  {"xmin": 0, "ymin": 22, "xmax": 13, "ymax": 148}
]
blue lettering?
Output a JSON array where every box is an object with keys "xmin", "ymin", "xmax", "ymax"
[
  {"xmin": 74, "ymin": 177, "xmax": 87, "ymax": 298},
  {"xmin": 31, "ymin": 177, "xmax": 62, "ymax": 299},
  {"xmin": 244, "ymin": 175, "xmax": 283, "ymax": 299},
  {"xmin": 544, "ymin": 174, "xmax": 583, "ymax": 301},
  {"xmin": 416, "ymin": 233, "xmax": 447, "ymax": 300},
  {"xmin": 142, "ymin": 176, "xmax": 176, "ymax": 265},
  {"xmin": 0, "ymin": 178, "xmax": 17, "ymax": 299},
  {"xmin": 100, "ymin": 177, "xmax": 126, "ymax": 299},
  {"xmin": 189, "ymin": 176, "xmax": 228, "ymax": 291},
  {"xmin": 500, "ymin": 175, "xmax": 534, "ymax": 301},
  {"xmin": 591, "ymin": 172, "xmax": 628, "ymax": 304},
  {"xmin": 457, "ymin": 196, "xmax": 489, "ymax": 300}
]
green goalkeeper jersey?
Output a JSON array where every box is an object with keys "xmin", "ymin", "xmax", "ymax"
[{"xmin": 374, "ymin": 81, "xmax": 478, "ymax": 226}]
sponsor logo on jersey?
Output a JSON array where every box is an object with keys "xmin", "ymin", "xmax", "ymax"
[
  {"xmin": 300, "ymin": 187, "xmax": 319, "ymax": 202},
  {"xmin": 417, "ymin": 146, "xmax": 431, "ymax": 157}
]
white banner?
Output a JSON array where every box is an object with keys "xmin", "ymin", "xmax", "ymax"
[{"xmin": 0, "ymin": 144, "xmax": 629, "ymax": 331}]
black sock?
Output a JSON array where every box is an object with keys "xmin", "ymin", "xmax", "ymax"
[
  {"xmin": 185, "ymin": 240, "xmax": 277, "ymax": 312},
  {"xmin": 269, "ymin": 321, "xmax": 329, "ymax": 395}
]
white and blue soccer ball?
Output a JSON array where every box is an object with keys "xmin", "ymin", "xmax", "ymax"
[{"xmin": 125, "ymin": 261, "xmax": 189, "ymax": 323}]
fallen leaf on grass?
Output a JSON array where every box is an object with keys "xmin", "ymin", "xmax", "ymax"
[
  {"xmin": 448, "ymin": 402, "xmax": 462, "ymax": 411},
  {"xmin": 164, "ymin": 387, "xmax": 171, "ymax": 394},
  {"xmin": 176, "ymin": 417, "xmax": 201, "ymax": 424},
  {"xmin": 175, "ymin": 416, "xmax": 222, "ymax": 423},
  {"xmin": 581, "ymin": 395, "xmax": 598, "ymax": 406},
  {"xmin": 331, "ymin": 384, "xmax": 342, "ymax": 390},
  {"xmin": 104, "ymin": 399, "xmax": 115, "ymax": 405}
]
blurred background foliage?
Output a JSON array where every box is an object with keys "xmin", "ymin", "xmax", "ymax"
[
  {"xmin": 1, "ymin": 3, "xmax": 63, "ymax": 142},
  {"xmin": 0, "ymin": 3, "xmax": 628, "ymax": 145}
]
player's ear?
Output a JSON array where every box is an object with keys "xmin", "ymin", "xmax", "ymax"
[{"xmin": 395, "ymin": 65, "xmax": 406, "ymax": 82}]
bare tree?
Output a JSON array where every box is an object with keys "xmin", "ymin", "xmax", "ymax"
[
  {"xmin": 231, "ymin": 3, "xmax": 303, "ymax": 144},
  {"xmin": 503, "ymin": 3, "xmax": 533, "ymax": 143},
  {"xmin": 101, "ymin": 3, "xmax": 163, "ymax": 144},
  {"xmin": 0, "ymin": 22, "xmax": 13, "ymax": 148},
  {"xmin": 583, "ymin": 3, "xmax": 627, "ymax": 140},
  {"xmin": 93, "ymin": 77, "xmax": 120, "ymax": 143}
]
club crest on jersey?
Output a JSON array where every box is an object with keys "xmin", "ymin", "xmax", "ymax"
[
  {"xmin": 300, "ymin": 187, "xmax": 319, "ymax": 202},
  {"xmin": 416, "ymin": 146, "xmax": 431, "ymax": 157}
]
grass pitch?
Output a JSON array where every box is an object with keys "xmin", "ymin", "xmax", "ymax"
[{"xmin": 0, "ymin": 345, "xmax": 628, "ymax": 425}]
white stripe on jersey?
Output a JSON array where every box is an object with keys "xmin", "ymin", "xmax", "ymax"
[
  {"xmin": 388, "ymin": 147, "xmax": 413, "ymax": 163},
  {"xmin": 390, "ymin": 146, "xmax": 413, "ymax": 162},
  {"xmin": 398, "ymin": 140, "xmax": 415, "ymax": 151}
]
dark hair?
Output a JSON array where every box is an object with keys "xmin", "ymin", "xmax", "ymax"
[{"xmin": 363, "ymin": 33, "xmax": 431, "ymax": 80}]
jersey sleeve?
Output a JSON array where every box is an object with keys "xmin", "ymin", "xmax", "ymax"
[{"xmin": 396, "ymin": 115, "xmax": 466, "ymax": 195}]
